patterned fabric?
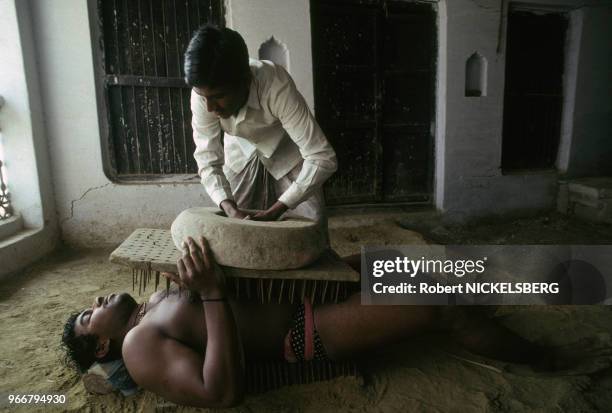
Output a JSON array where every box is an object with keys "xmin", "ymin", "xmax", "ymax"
[
  {"xmin": 86, "ymin": 360, "xmax": 138, "ymax": 396},
  {"xmin": 286, "ymin": 299, "xmax": 329, "ymax": 362}
]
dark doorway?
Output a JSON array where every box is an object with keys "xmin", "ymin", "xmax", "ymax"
[
  {"xmin": 311, "ymin": 0, "xmax": 436, "ymax": 205},
  {"xmin": 502, "ymin": 9, "xmax": 567, "ymax": 172}
]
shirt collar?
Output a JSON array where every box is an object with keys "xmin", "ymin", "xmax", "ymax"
[{"xmin": 234, "ymin": 67, "xmax": 260, "ymax": 124}]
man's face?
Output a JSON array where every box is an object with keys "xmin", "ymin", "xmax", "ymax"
[
  {"xmin": 193, "ymin": 84, "xmax": 248, "ymax": 119},
  {"xmin": 74, "ymin": 293, "xmax": 136, "ymax": 339}
]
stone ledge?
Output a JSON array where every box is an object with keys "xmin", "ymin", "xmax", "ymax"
[
  {"xmin": 0, "ymin": 226, "xmax": 56, "ymax": 280},
  {"xmin": 0, "ymin": 213, "xmax": 23, "ymax": 240},
  {"xmin": 563, "ymin": 177, "xmax": 612, "ymax": 224},
  {"xmin": 568, "ymin": 177, "xmax": 612, "ymax": 200}
]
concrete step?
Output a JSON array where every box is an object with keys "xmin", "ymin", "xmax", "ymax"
[
  {"xmin": 568, "ymin": 177, "xmax": 612, "ymax": 200},
  {"xmin": 560, "ymin": 177, "xmax": 612, "ymax": 224}
]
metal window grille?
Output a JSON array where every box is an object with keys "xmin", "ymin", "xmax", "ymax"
[
  {"xmin": 91, "ymin": 0, "xmax": 223, "ymax": 181},
  {"xmin": 0, "ymin": 94, "xmax": 11, "ymax": 220},
  {"xmin": 0, "ymin": 156, "xmax": 12, "ymax": 221}
]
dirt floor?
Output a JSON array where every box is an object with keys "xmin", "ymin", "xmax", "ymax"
[{"xmin": 1, "ymin": 210, "xmax": 612, "ymax": 412}]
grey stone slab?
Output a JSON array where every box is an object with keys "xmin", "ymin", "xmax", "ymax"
[
  {"xmin": 171, "ymin": 207, "xmax": 327, "ymax": 270},
  {"xmin": 110, "ymin": 228, "xmax": 359, "ymax": 282}
]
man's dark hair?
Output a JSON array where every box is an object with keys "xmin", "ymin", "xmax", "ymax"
[
  {"xmin": 61, "ymin": 312, "xmax": 115, "ymax": 373},
  {"xmin": 184, "ymin": 24, "xmax": 250, "ymax": 88}
]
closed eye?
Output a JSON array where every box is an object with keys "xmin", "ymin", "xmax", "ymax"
[{"xmin": 81, "ymin": 309, "xmax": 92, "ymax": 325}]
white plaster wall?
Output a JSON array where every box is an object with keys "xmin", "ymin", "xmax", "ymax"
[
  {"xmin": 556, "ymin": 9, "xmax": 582, "ymax": 173},
  {"xmin": 436, "ymin": 0, "xmax": 609, "ymax": 222},
  {"xmin": 225, "ymin": 0, "xmax": 315, "ymax": 109},
  {"xmin": 0, "ymin": 0, "xmax": 58, "ymax": 277},
  {"xmin": 434, "ymin": 0, "xmax": 448, "ymax": 209},
  {"xmin": 566, "ymin": 5, "xmax": 612, "ymax": 177},
  {"xmin": 30, "ymin": 0, "xmax": 212, "ymax": 248},
  {"xmin": 438, "ymin": 0, "xmax": 527, "ymax": 221}
]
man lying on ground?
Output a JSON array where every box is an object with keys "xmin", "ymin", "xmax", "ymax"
[{"xmin": 61, "ymin": 237, "xmax": 586, "ymax": 408}]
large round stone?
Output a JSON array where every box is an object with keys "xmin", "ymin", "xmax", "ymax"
[{"xmin": 171, "ymin": 207, "xmax": 326, "ymax": 270}]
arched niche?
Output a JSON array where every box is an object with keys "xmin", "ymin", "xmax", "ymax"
[
  {"xmin": 258, "ymin": 37, "xmax": 290, "ymax": 71},
  {"xmin": 465, "ymin": 52, "xmax": 487, "ymax": 97}
]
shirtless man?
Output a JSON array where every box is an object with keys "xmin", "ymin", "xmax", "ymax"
[{"xmin": 62, "ymin": 237, "xmax": 551, "ymax": 408}]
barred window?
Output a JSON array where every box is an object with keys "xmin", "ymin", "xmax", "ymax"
[{"xmin": 90, "ymin": 0, "xmax": 224, "ymax": 181}]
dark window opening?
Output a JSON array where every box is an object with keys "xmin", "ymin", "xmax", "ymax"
[
  {"xmin": 501, "ymin": 9, "xmax": 567, "ymax": 172},
  {"xmin": 90, "ymin": 0, "xmax": 224, "ymax": 181},
  {"xmin": 311, "ymin": 0, "xmax": 436, "ymax": 205}
]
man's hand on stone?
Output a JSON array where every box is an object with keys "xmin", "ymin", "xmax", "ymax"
[
  {"xmin": 250, "ymin": 201, "xmax": 288, "ymax": 221},
  {"xmin": 165, "ymin": 236, "xmax": 224, "ymax": 299},
  {"xmin": 220, "ymin": 199, "xmax": 249, "ymax": 220}
]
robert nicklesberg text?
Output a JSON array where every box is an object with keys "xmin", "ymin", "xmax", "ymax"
[{"xmin": 372, "ymin": 282, "xmax": 560, "ymax": 295}]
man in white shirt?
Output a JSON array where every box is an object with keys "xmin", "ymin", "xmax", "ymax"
[{"xmin": 184, "ymin": 25, "xmax": 337, "ymax": 225}]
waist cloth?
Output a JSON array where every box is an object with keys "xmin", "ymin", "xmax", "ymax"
[{"xmin": 283, "ymin": 298, "xmax": 329, "ymax": 362}]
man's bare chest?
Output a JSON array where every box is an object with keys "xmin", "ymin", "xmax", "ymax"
[{"xmin": 143, "ymin": 292, "xmax": 206, "ymax": 351}]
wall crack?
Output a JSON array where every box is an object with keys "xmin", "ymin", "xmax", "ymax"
[{"xmin": 61, "ymin": 183, "xmax": 111, "ymax": 225}]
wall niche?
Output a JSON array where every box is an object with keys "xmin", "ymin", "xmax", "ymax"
[
  {"xmin": 258, "ymin": 36, "xmax": 290, "ymax": 71},
  {"xmin": 465, "ymin": 52, "xmax": 487, "ymax": 97}
]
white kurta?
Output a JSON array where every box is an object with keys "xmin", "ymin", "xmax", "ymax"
[{"xmin": 191, "ymin": 59, "xmax": 337, "ymax": 210}]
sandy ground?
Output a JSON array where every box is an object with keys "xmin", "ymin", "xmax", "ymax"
[{"xmin": 1, "ymin": 211, "xmax": 612, "ymax": 412}]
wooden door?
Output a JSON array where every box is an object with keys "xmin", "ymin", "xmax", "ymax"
[{"xmin": 311, "ymin": 0, "xmax": 436, "ymax": 205}]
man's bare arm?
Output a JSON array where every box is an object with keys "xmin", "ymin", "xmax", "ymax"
[
  {"xmin": 123, "ymin": 325, "xmax": 242, "ymax": 408},
  {"xmin": 220, "ymin": 199, "xmax": 250, "ymax": 219},
  {"xmin": 123, "ymin": 237, "xmax": 244, "ymax": 407}
]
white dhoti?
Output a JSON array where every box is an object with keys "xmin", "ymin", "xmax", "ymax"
[{"xmin": 224, "ymin": 154, "xmax": 328, "ymax": 235}]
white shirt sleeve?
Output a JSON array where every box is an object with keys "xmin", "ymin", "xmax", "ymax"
[
  {"xmin": 191, "ymin": 90, "xmax": 234, "ymax": 206},
  {"xmin": 268, "ymin": 66, "xmax": 338, "ymax": 209}
]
